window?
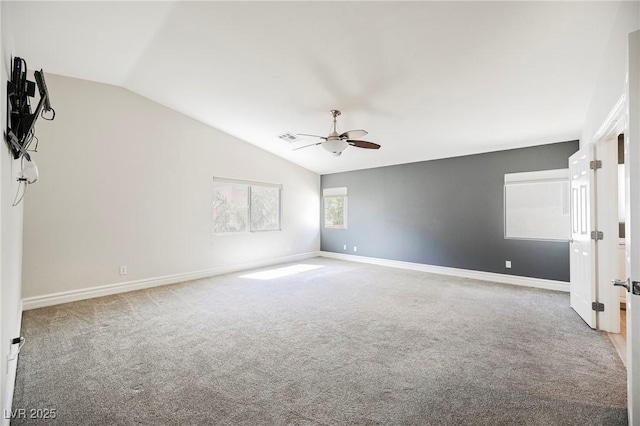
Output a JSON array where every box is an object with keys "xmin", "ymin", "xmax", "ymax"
[
  {"xmin": 250, "ymin": 185, "xmax": 280, "ymax": 231},
  {"xmin": 323, "ymin": 187, "xmax": 347, "ymax": 229},
  {"xmin": 213, "ymin": 178, "xmax": 281, "ymax": 234},
  {"xmin": 213, "ymin": 181, "xmax": 249, "ymax": 233},
  {"xmin": 504, "ymin": 169, "xmax": 570, "ymax": 241}
]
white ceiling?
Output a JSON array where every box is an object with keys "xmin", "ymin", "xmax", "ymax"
[{"xmin": 6, "ymin": 1, "xmax": 620, "ymax": 174}]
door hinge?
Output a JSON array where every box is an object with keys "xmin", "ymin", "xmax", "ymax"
[
  {"xmin": 592, "ymin": 302, "xmax": 605, "ymax": 312},
  {"xmin": 590, "ymin": 231, "xmax": 604, "ymax": 240},
  {"xmin": 590, "ymin": 160, "xmax": 602, "ymax": 170}
]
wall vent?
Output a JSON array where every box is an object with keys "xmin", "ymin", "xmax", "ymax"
[{"xmin": 277, "ymin": 133, "xmax": 303, "ymax": 143}]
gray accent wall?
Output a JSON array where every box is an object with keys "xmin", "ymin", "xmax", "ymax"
[{"xmin": 321, "ymin": 141, "xmax": 579, "ymax": 282}]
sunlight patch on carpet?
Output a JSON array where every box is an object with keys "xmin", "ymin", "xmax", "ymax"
[{"xmin": 240, "ymin": 264, "xmax": 323, "ymax": 280}]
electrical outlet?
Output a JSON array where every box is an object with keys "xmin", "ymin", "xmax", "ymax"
[
  {"xmin": 353, "ymin": 246, "xmax": 357, "ymax": 252},
  {"xmin": 343, "ymin": 245, "xmax": 347, "ymax": 251},
  {"xmin": 119, "ymin": 266, "xmax": 128, "ymax": 275},
  {"xmin": 505, "ymin": 261, "xmax": 512, "ymax": 269}
]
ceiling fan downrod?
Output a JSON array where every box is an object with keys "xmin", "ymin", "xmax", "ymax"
[{"xmin": 330, "ymin": 110, "xmax": 341, "ymax": 136}]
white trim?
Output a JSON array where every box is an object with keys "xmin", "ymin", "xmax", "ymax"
[
  {"xmin": 22, "ymin": 252, "xmax": 320, "ymax": 310},
  {"xmin": 504, "ymin": 168, "xmax": 569, "ymax": 184},
  {"xmin": 3, "ymin": 301, "xmax": 23, "ymax": 426},
  {"xmin": 323, "ymin": 187, "xmax": 347, "ymax": 197},
  {"xmin": 593, "ymin": 94, "xmax": 626, "ymax": 142},
  {"xmin": 213, "ymin": 176, "xmax": 282, "ymax": 188},
  {"xmin": 319, "ymin": 251, "xmax": 569, "ymax": 292}
]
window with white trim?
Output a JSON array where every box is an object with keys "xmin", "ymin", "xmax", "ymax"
[
  {"xmin": 213, "ymin": 178, "xmax": 281, "ymax": 234},
  {"xmin": 323, "ymin": 187, "xmax": 347, "ymax": 229},
  {"xmin": 504, "ymin": 169, "xmax": 570, "ymax": 241}
]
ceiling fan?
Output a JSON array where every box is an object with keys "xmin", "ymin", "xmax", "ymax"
[{"xmin": 294, "ymin": 110, "xmax": 381, "ymax": 156}]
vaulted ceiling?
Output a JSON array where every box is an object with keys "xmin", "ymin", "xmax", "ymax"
[{"xmin": 5, "ymin": 1, "xmax": 621, "ymax": 174}]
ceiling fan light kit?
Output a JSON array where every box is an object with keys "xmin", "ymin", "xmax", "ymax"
[
  {"xmin": 323, "ymin": 139, "xmax": 349, "ymax": 156},
  {"xmin": 295, "ymin": 110, "xmax": 381, "ymax": 156}
]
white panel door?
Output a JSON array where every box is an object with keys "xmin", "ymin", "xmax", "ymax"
[
  {"xmin": 624, "ymin": 29, "xmax": 640, "ymax": 426},
  {"xmin": 569, "ymin": 147, "xmax": 597, "ymax": 328}
]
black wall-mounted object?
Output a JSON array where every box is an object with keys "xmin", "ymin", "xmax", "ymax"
[{"xmin": 5, "ymin": 57, "xmax": 54, "ymax": 159}]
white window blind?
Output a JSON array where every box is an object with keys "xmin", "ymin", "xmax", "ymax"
[{"xmin": 504, "ymin": 169, "xmax": 570, "ymax": 241}]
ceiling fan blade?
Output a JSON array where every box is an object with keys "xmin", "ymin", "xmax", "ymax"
[
  {"xmin": 297, "ymin": 133, "xmax": 328, "ymax": 140},
  {"xmin": 293, "ymin": 142, "xmax": 322, "ymax": 151},
  {"xmin": 340, "ymin": 129, "xmax": 368, "ymax": 139},
  {"xmin": 347, "ymin": 140, "xmax": 381, "ymax": 149}
]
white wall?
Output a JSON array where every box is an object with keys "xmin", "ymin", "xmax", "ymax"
[
  {"xmin": 0, "ymin": 2, "xmax": 24, "ymax": 420},
  {"xmin": 580, "ymin": 1, "xmax": 640, "ymax": 147},
  {"xmin": 21, "ymin": 74, "xmax": 320, "ymax": 300}
]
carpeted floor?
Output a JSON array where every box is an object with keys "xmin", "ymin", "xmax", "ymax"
[{"xmin": 12, "ymin": 258, "xmax": 627, "ymax": 425}]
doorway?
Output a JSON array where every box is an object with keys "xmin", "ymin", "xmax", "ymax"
[
  {"xmin": 609, "ymin": 133, "xmax": 627, "ymax": 366},
  {"xmin": 587, "ymin": 99, "xmax": 626, "ymax": 334}
]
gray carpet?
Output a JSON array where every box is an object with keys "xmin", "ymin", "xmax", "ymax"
[{"xmin": 12, "ymin": 258, "xmax": 627, "ymax": 425}]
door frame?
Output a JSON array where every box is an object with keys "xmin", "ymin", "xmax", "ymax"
[
  {"xmin": 593, "ymin": 95, "xmax": 626, "ymax": 333},
  {"xmin": 625, "ymin": 29, "xmax": 640, "ymax": 425}
]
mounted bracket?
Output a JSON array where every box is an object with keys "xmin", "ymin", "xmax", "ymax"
[{"xmin": 632, "ymin": 281, "xmax": 640, "ymax": 296}]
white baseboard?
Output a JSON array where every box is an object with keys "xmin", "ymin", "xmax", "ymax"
[
  {"xmin": 22, "ymin": 250, "xmax": 569, "ymax": 310},
  {"xmin": 319, "ymin": 251, "xmax": 569, "ymax": 292},
  {"xmin": 22, "ymin": 252, "xmax": 321, "ymax": 310}
]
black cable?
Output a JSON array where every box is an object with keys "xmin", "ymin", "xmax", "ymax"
[{"xmin": 23, "ymin": 130, "xmax": 34, "ymax": 152}]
